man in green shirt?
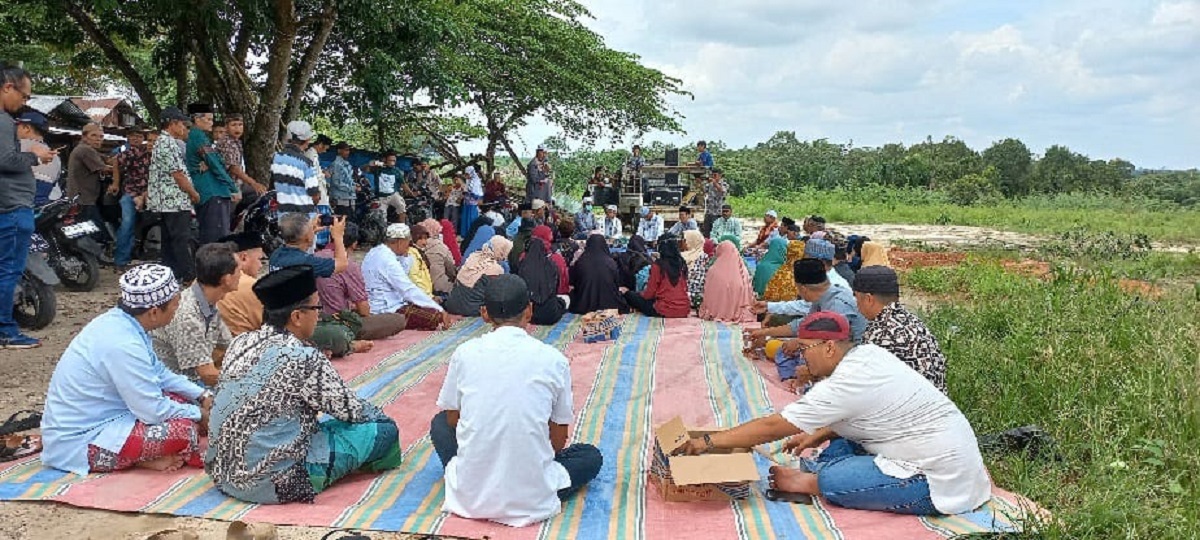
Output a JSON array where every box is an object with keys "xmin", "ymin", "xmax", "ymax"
[{"xmin": 185, "ymin": 104, "xmax": 240, "ymax": 245}]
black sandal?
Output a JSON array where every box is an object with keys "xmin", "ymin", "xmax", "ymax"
[
  {"xmin": 0, "ymin": 434, "xmax": 42, "ymax": 463},
  {"xmin": 0, "ymin": 410, "xmax": 41, "ymax": 437}
]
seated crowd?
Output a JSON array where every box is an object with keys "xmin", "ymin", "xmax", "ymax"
[{"xmin": 38, "ymin": 197, "xmax": 991, "ymax": 525}]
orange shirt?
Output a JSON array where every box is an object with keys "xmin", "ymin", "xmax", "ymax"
[{"xmin": 217, "ymin": 273, "xmax": 262, "ymax": 336}]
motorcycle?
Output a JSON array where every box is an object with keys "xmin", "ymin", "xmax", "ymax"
[
  {"xmin": 233, "ymin": 189, "xmax": 283, "ymax": 255},
  {"xmin": 358, "ymin": 197, "xmax": 389, "ymax": 247},
  {"xmin": 404, "ymin": 190, "xmax": 434, "ymax": 225},
  {"xmin": 13, "ymin": 234, "xmax": 59, "ymax": 330},
  {"xmin": 35, "ymin": 197, "xmax": 103, "ymax": 292}
]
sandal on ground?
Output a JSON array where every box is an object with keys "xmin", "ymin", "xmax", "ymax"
[
  {"xmin": 227, "ymin": 520, "xmax": 278, "ymax": 540},
  {"xmin": 0, "ymin": 434, "xmax": 42, "ymax": 463},
  {"xmin": 145, "ymin": 529, "xmax": 200, "ymax": 540},
  {"xmin": 0, "ymin": 410, "xmax": 42, "ymax": 437},
  {"xmin": 320, "ymin": 530, "xmax": 372, "ymax": 540}
]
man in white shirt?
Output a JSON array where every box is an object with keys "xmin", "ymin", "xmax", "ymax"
[
  {"xmin": 676, "ymin": 311, "xmax": 991, "ymax": 516},
  {"xmin": 431, "ymin": 274, "xmax": 602, "ymax": 527},
  {"xmin": 667, "ymin": 205, "xmax": 699, "ymax": 237},
  {"xmin": 361, "ymin": 223, "xmax": 450, "ymax": 331},
  {"xmin": 601, "ymin": 205, "xmax": 623, "ymax": 240},
  {"xmin": 635, "ymin": 206, "xmax": 664, "ymax": 245}
]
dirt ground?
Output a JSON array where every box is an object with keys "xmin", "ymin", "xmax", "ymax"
[{"xmin": 0, "ymin": 221, "xmax": 1154, "ymax": 539}]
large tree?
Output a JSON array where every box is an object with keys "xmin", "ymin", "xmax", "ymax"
[{"xmin": 982, "ymin": 138, "xmax": 1034, "ymax": 197}]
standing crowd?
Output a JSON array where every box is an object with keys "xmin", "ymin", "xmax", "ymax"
[{"xmin": 4, "ymin": 65, "xmax": 991, "ymax": 527}]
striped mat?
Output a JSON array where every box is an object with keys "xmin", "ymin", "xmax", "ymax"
[{"xmin": 0, "ymin": 315, "xmax": 1039, "ymax": 538}]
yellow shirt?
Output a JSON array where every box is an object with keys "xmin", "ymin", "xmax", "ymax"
[
  {"xmin": 217, "ymin": 273, "xmax": 263, "ymax": 336},
  {"xmin": 409, "ymin": 250, "xmax": 434, "ymax": 296}
]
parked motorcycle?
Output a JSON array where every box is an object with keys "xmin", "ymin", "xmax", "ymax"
[
  {"xmin": 234, "ymin": 190, "xmax": 283, "ymax": 255},
  {"xmin": 358, "ymin": 197, "xmax": 389, "ymax": 247},
  {"xmin": 35, "ymin": 197, "xmax": 103, "ymax": 292},
  {"xmin": 13, "ymin": 234, "xmax": 59, "ymax": 330}
]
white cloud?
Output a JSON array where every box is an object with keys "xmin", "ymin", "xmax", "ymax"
[{"xmin": 484, "ymin": 0, "xmax": 1199, "ymax": 169}]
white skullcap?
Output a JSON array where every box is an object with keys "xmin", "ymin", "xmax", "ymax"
[
  {"xmin": 386, "ymin": 223, "xmax": 411, "ymax": 240},
  {"xmin": 119, "ymin": 264, "xmax": 179, "ymax": 309}
]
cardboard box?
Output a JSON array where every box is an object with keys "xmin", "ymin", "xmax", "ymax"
[{"xmin": 649, "ymin": 417, "xmax": 761, "ymax": 502}]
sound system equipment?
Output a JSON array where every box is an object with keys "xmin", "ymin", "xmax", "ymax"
[
  {"xmin": 665, "ymin": 172, "xmax": 679, "ymax": 186},
  {"xmin": 648, "ymin": 189, "xmax": 682, "ymax": 206},
  {"xmin": 665, "ymin": 148, "xmax": 679, "ymax": 166}
]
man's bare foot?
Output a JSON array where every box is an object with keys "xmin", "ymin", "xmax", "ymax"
[
  {"xmin": 351, "ymin": 340, "xmax": 374, "ymax": 353},
  {"xmin": 768, "ymin": 465, "xmax": 819, "ymax": 494},
  {"xmin": 136, "ymin": 454, "xmax": 186, "ymax": 472}
]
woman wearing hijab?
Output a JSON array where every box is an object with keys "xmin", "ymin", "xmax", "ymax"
[
  {"xmin": 762, "ymin": 240, "xmax": 806, "ymax": 302},
  {"xmin": 699, "ymin": 240, "xmax": 757, "ymax": 323},
  {"xmin": 408, "ymin": 224, "xmax": 436, "ymax": 296},
  {"xmin": 526, "ymin": 225, "xmax": 569, "ymax": 294},
  {"xmin": 459, "ymin": 215, "xmax": 491, "ymax": 255},
  {"xmin": 440, "ymin": 218, "xmax": 463, "ymax": 265},
  {"xmin": 445, "ymin": 236, "xmax": 513, "ymax": 316},
  {"xmin": 859, "ymin": 241, "xmax": 891, "ymax": 268},
  {"xmin": 623, "ymin": 234, "xmax": 690, "ymax": 318},
  {"xmin": 508, "ymin": 217, "xmax": 537, "ymax": 269},
  {"xmin": 458, "ymin": 166, "xmax": 484, "ymax": 234},
  {"xmin": 461, "ymin": 222, "xmax": 496, "ymax": 263},
  {"xmin": 681, "ymin": 230, "xmax": 709, "ymax": 309},
  {"xmin": 752, "ymin": 237, "xmax": 789, "ymax": 297},
  {"xmin": 616, "ymin": 235, "xmax": 653, "ymax": 290},
  {"xmin": 420, "ymin": 219, "xmax": 457, "ymax": 295},
  {"xmin": 570, "ymin": 235, "xmax": 628, "ymax": 315},
  {"xmin": 517, "ymin": 231, "xmax": 568, "ymax": 325}
]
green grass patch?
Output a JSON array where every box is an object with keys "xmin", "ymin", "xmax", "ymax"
[
  {"xmin": 905, "ymin": 263, "xmax": 1200, "ymax": 537},
  {"xmin": 730, "ymin": 187, "xmax": 1200, "ymax": 244}
]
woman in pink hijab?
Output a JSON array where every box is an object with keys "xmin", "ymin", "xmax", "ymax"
[
  {"xmin": 439, "ymin": 218, "xmax": 463, "ymax": 265},
  {"xmin": 699, "ymin": 240, "xmax": 757, "ymax": 323}
]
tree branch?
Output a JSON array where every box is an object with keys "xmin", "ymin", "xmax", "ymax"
[
  {"xmin": 60, "ymin": 0, "xmax": 161, "ymax": 119},
  {"xmin": 283, "ymin": 2, "xmax": 338, "ymax": 124}
]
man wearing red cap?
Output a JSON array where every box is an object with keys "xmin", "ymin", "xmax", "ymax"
[{"xmin": 676, "ymin": 311, "xmax": 991, "ymax": 517}]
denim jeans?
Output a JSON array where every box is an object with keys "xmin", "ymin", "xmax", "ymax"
[
  {"xmin": 429, "ymin": 410, "xmax": 602, "ymax": 500},
  {"xmin": 114, "ymin": 193, "xmax": 138, "ymax": 267},
  {"xmin": 0, "ymin": 208, "xmax": 34, "ymax": 338},
  {"xmin": 810, "ymin": 438, "xmax": 939, "ymax": 515}
]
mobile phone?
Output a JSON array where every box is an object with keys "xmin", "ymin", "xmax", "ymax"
[{"xmin": 320, "ymin": 214, "xmax": 334, "ymax": 227}]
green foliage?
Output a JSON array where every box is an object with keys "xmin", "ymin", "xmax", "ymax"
[
  {"xmin": 1041, "ymin": 228, "xmax": 1153, "ymax": 261},
  {"xmin": 905, "ymin": 263, "xmax": 1200, "ymax": 537},
  {"xmin": 982, "ymin": 138, "xmax": 1034, "ymax": 197},
  {"xmin": 945, "ymin": 166, "xmax": 1004, "ymax": 206},
  {"xmin": 1126, "ymin": 169, "xmax": 1200, "ymax": 207}
]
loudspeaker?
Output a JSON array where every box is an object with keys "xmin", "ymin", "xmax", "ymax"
[
  {"xmin": 665, "ymin": 148, "xmax": 679, "ymax": 166},
  {"xmin": 648, "ymin": 189, "xmax": 682, "ymax": 206},
  {"xmin": 665, "ymin": 172, "xmax": 679, "ymax": 186}
]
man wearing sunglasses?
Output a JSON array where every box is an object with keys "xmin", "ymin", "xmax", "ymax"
[
  {"xmin": 675, "ymin": 311, "xmax": 991, "ymax": 517},
  {"xmin": 1, "ymin": 64, "xmax": 57, "ymax": 349}
]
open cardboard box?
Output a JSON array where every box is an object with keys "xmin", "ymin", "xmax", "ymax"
[{"xmin": 649, "ymin": 417, "xmax": 761, "ymax": 502}]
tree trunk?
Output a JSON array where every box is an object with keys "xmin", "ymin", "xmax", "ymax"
[
  {"xmin": 173, "ymin": 49, "xmax": 189, "ymax": 108},
  {"xmin": 282, "ymin": 3, "xmax": 338, "ymax": 125},
  {"xmin": 61, "ymin": 1, "xmax": 162, "ymax": 120},
  {"xmin": 244, "ymin": 0, "xmax": 299, "ymax": 184}
]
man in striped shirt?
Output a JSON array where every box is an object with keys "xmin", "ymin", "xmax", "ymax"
[{"xmin": 272, "ymin": 121, "xmax": 320, "ymax": 214}]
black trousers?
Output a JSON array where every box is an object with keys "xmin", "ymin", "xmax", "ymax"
[
  {"xmin": 623, "ymin": 290, "xmax": 661, "ymax": 317},
  {"xmin": 197, "ymin": 197, "xmax": 231, "ymax": 245},
  {"xmin": 159, "ymin": 211, "xmax": 195, "ymax": 283},
  {"xmin": 701, "ymin": 214, "xmax": 717, "ymax": 238}
]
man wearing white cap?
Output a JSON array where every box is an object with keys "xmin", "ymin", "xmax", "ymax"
[
  {"xmin": 746, "ymin": 209, "xmax": 781, "ymax": 255},
  {"xmin": 601, "ymin": 205, "xmax": 622, "ymax": 240},
  {"xmin": 272, "ymin": 120, "xmax": 321, "ymax": 214},
  {"xmin": 42, "ymin": 264, "xmax": 212, "ymax": 475},
  {"xmin": 635, "ymin": 206, "xmax": 664, "ymax": 245},
  {"xmin": 361, "ymin": 223, "xmax": 450, "ymax": 331},
  {"xmin": 525, "ymin": 144, "xmax": 553, "ymax": 204}
]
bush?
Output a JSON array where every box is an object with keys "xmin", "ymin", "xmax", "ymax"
[{"xmin": 945, "ymin": 167, "xmax": 1004, "ymax": 206}]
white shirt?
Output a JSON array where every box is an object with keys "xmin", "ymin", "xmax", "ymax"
[
  {"xmin": 361, "ymin": 244, "xmax": 442, "ymax": 314},
  {"xmin": 437, "ymin": 326, "xmax": 575, "ymax": 527},
  {"xmin": 780, "ymin": 344, "xmax": 991, "ymax": 514},
  {"xmin": 636, "ymin": 214, "xmax": 664, "ymax": 242},
  {"xmin": 602, "ymin": 216, "xmax": 623, "ymax": 239}
]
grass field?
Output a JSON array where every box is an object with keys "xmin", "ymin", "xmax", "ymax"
[
  {"xmin": 903, "ymin": 261, "xmax": 1199, "ymax": 538},
  {"xmin": 731, "ymin": 187, "xmax": 1200, "ymax": 245}
]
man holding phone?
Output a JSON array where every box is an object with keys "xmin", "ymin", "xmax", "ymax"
[
  {"xmin": 268, "ymin": 211, "xmax": 349, "ymax": 278},
  {"xmin": 2, "ymin": 64, "xmax": 58, "ymax": 349}
]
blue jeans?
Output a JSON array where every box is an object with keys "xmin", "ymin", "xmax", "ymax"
[
  {"xmin": 809, "ymin": 438, "xmax": 939, "ymax": 515},
  {"xmin": 114, "ymin": 193, "xmax": 138, "ymax": 267},
  {"xmin": 0, "ymin": 208, "xmax": 34, "ymax": 338},
  {"xmin": 429, "ymin": 410, "xmax": 602, "ymax": 500}
]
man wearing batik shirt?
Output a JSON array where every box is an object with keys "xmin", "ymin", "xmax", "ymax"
[
  {"xmin": 109, "ymin": 128, "xmax": 152, "ymax": 269},
  {"xmin": 150, "ymin": 243, "xmax": 238, "ymax": 387},
  {"xmin": 853, "ymin": 266, "xmax": 947, "ymax": 393},
  {"xmin": 701, "ymin": 169, "xmax": 729, "ymax": 237},
  {"xmin": 214, "ymin": 114, "xmax": 266, "ymax": 212},
  {"xmin": 206, "ymin": 265, "xmax": 401, "ymax": 504},
  {"xmin": 147, "ymin": 107, "xmax": 201, "ymax": 283}
]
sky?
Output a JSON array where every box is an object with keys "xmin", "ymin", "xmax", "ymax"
[{"xmin": 489, "ymin": 0, "xmax": 1200, "ymax": 170}]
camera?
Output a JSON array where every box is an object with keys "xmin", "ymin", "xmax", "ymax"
[{"xmin": 320, "ymin": 214, "xmax": 334, "ymax": 227}]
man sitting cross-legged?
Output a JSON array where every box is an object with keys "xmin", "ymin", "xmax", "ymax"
[
  {"xmin": 431, "ymin": 274, "xmax": 602, "ymax": 527},
  {"xmin": 362, "ymin": 223, "xmax": 450, "ymax": 331},
  {"xmin": 150, "ymin": 243, "xmax": 239, "ymax": 387},
  {"xmin": 42, "ymin": 264, "xmax": 212, "ymax": 475},
  {"xmin": 676, "ymin": 311, "xmax": 991, "ymax": 517},
  {"xmin": 853, "ymin": 266, "xmax": 948, "ymax": 393},
  {"xmin": 205, "ymin": 265, "xmax": 402, "ymax": 504}
]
